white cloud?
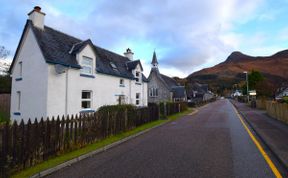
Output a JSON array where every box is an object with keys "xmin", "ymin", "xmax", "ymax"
[{"xmin": 0, "ymin": 0, "xmax": 266, "ymax": 78}]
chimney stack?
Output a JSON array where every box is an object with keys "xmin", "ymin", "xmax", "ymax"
[
  {"xmin": 124, "ymin": 48, "xmax": 134, "ymax": 60},
  {"xmin": 28, "ymin": 6, "xmax": 46, "ymax": 30}
]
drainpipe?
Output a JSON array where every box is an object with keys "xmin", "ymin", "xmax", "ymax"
[
  {"xmin": 129, "ymin": 80, "xmax": 131, "ymax": 104},
  {"xmin": 65, "ymin": 68, "xmax": 69, "ymax": 116}
]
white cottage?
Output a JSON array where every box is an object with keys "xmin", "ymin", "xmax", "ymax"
[{"xmin": 9, "ymin": 6, "xmax": 148, "ymax": 122}]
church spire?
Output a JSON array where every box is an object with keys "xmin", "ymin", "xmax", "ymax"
[{"xmin": 151, "ymin": 51, "xmax": 158, "ymax": 68}]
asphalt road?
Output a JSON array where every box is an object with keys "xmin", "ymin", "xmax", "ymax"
[{"xmin": 46, "ymin": 99, "xmax": 276, "ymax": 178}]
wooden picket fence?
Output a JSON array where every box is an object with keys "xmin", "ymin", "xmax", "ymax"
[
  {"xmin": 255, "ymin": 99, "xmax": 288, "ymax": 124},
  {"xmin": 0, "ymin": 94, "xmax": 10, "ymax": 113},
  {"xmin": 159, "ymin": 102, "xmax": 188, "ymax": 117},
  {"xmin": 0, "ymin": 105, "xmax": 159, "ymax": 177},
  {"xmin": 265, "ymin": 101, "xmax": 288, "ymax": 124},
  {"xmin": 0, "ymin": 94, "xmax": 10, "ymax": 123}
]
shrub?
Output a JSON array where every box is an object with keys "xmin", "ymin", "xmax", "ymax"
[{"xmin": 0, "ymin": 111, "xmax": 10, "ymax": 124}]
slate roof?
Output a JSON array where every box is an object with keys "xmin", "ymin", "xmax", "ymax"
[
  {"xmin": 148, "ymin": 67, "xmax": 186, "ymax": 99},
  {"xmin": 10, "ymin": 20, "xmax": 148, "ymax": 82},
  {"xmin": 126, "ymin": 60, "xmax": 143, "ymax": 71},
  {"xmin": 160, "ymin": 74, "xmax": 178, "ymax": 90},
  {"xmin": 69, "ymin": 40, "xmax": 94, "ymax": 55},
  {"xmin": 186, "ymin": 82, "xmax": 210, "ymax": 98},
  {"xmin": 171, "ymin": 86, "xmax": 186, "ymax": 98}
]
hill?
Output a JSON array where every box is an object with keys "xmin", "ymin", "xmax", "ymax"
[{"xmin": 187, "ymin": 50, "xmax": 288, "ymax": 94}]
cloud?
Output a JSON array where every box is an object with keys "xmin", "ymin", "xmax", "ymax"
[{"xmin": 0, "ymin": 0, "xmax": 266, "ymax": 77}]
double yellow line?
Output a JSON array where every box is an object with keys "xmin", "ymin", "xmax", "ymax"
[{"xmin": 232, "ymin": 105, "xmax": 283, "ymax": 178}]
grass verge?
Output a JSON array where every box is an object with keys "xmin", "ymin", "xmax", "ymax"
[{"xmin": 12, "ymin": 108, "xmax": 193, "ymax": 178}]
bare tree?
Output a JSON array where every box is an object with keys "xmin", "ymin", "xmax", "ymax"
[
  {"xmin": 0, "ymin": 45, "xmax": 11, "ymax": 76},
  {"xmin": 0, "ymin": 45, "xmax": 10, "ymax": 60}
]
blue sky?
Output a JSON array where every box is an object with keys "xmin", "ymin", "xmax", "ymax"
[{"xmin": 1, "ymin": 0, "xmax": 288, "ymax": 77}]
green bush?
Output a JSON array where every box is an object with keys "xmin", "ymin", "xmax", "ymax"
[
  {"xmin": 0, "ymin": 75, "xmax": 11, "ymax": 94},
  {"xmin": 283, "ymin": 96, "xmax": 288, "ymax": 104},
  {"xmin": 97, "ymin": 104, "xmax": 135, "ymax": 113}
]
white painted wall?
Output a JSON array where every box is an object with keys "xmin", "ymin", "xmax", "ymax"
[
  {"xmin": 10, "ymin": 27, "xmax": 48, "ymax": 122},
  {"xmin": 46, "ymin": 45, "xmax": 148, "ymax": 118},
  {"xmin": 11, "ymin": 29, "xmax": 148, "ymax": 121}
]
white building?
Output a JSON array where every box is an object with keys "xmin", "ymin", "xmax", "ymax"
[
  {"xmin": 231, "ymin": 90, "xmax": 243, "ymax": 97},
  {"xmin": 9, "ymin": 6, "xmax": 148, "ymax": 122},
  {"xmin": 275, "ymin": 88, "xmax": 288, "ymax": 100}
]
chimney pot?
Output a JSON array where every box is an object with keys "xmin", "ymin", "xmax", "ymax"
[
  {"xmin": 34, "ymin": 6, "xmax": 41, "ymax": 12},
  {"xmin": 124, "ymin": 48, "xmax": 134, "ymax": 60}
]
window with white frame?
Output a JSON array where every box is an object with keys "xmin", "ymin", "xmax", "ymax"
[
  {"xmin": 17, "ymin": 91, "xmax": 21, "ymax": 110},
  {"xmin": 136, "ymin": 93, "xmax": 140, "ymax": 105},
  {"xmin": 149, "ymin": 88, "xmax": 158, "ymax": 97},
  {"xmin": 80, "ymin": 56, "xmax": 93, "ymax": 75},
  {"xmin": 19, "ymin": 61, "xmax": 22, "ymax": 77},
  {"xmin": 135, "ymin": 71, "xmax": 140, "ymax": 82},
  {"xmin": 81, "ymin": 91, "xmax": 92, "ymax": 109}
]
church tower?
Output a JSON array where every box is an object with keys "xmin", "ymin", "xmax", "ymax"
[{"xmin": 151, "ymin": 51, "xmax": 158, "ymax": 69}]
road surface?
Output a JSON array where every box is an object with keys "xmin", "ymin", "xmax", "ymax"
[{"xmin": 46, "ymin": 99, "xmax": 279, "ymax": 178}]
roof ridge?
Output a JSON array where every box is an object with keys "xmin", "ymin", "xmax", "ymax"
[
  {"xmin": 69, "ymin": 41, "xmax": 84, "ymax": 54},
  {"xmin": 93, "ymin": 45, "xmax": 130, "ymax": 61},
  {"xmin": 44, "ymin": 24, "xmax": 82, "ymax": 42},
  {"xmin": 44, "ymin": 24, "xmax": 131, "ymax": 62},
  {"xmin": 69, "ymin": 39, "xmax": 92, "ymax": 54},
  {"xmin": 126, "ymin": 59, "xmax": 140, "ymax": 63},
  {"xmin": 160, "ymin": 73, "xmax": 175, "ymax": 80}
]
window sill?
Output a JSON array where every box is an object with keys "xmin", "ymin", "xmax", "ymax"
[
  {"xmin": 80, "ymin": 109, "xmax": 95, "ymax": 113},
  {"xmin": 149, "ymin": 96, "xmax": 158, "ymax": 98},
  {"xmin": 13, "ymin": 112, "xmax": 21, "ymax": 116},
  {"xmin": 80, "ymin": 74, "xmax": 95, "ymax": 78},
  {"xmin": 135, "ymin": 82, "xmax": 142, "ymax": 85},
  {"xmin": 15, "ymin": 77, "xmax": 22, "ymax": 81},
  {"xmin": 119, "ymin": 84, "xmax": 125, "ymax": 87}
]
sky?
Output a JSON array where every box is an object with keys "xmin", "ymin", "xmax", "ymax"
[{"xmin": 1, "ymin": 0, "xmax": 288, "ymax": 77}]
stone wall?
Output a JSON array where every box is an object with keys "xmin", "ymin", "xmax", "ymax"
[{"xmin": 148, "ymin": 71, "xmax": 172, "ymax": 103}]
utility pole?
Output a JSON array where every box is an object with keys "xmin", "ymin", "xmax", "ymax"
[{"xmin": 244, "ymin": 71, "xmax": 249, "ymax": 102}]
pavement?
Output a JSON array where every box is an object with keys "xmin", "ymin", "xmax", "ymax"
[
  {"xmin": 46, "ymin": 99, "xmax": 280, "ymax": 178},
  {"xmin": 231, "ymin": 99, "xmax": 288, "ymax": 172}
]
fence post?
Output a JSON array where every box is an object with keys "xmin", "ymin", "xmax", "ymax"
[
  {"xmin": 1, "ymin": 122, "xmax": 10, "ymax": 177},
  {"xmin": 124, "ymin": 109, "xmax": 128, "ymax": 131},
  {"xmin": 164, "ymin": 102, "xmax": 167, "ymax": 118},
  {"xmin": 0, "ymin": 124, "xmax": 4, "ymax": 178}
]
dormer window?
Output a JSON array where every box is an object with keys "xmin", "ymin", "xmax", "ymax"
[{"xmin": 81, "ymin": 56, "xmax": 93, "ymax": 75}]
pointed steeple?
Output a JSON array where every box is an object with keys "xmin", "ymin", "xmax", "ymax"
[{"xmin": 151, "ymin": 51, "xmax": 158, "ymax": 68}]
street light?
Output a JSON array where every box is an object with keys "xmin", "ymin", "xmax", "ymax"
[{"xmin": 243, "ymin": 71, "xmax": 249, "ymax": 102}]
